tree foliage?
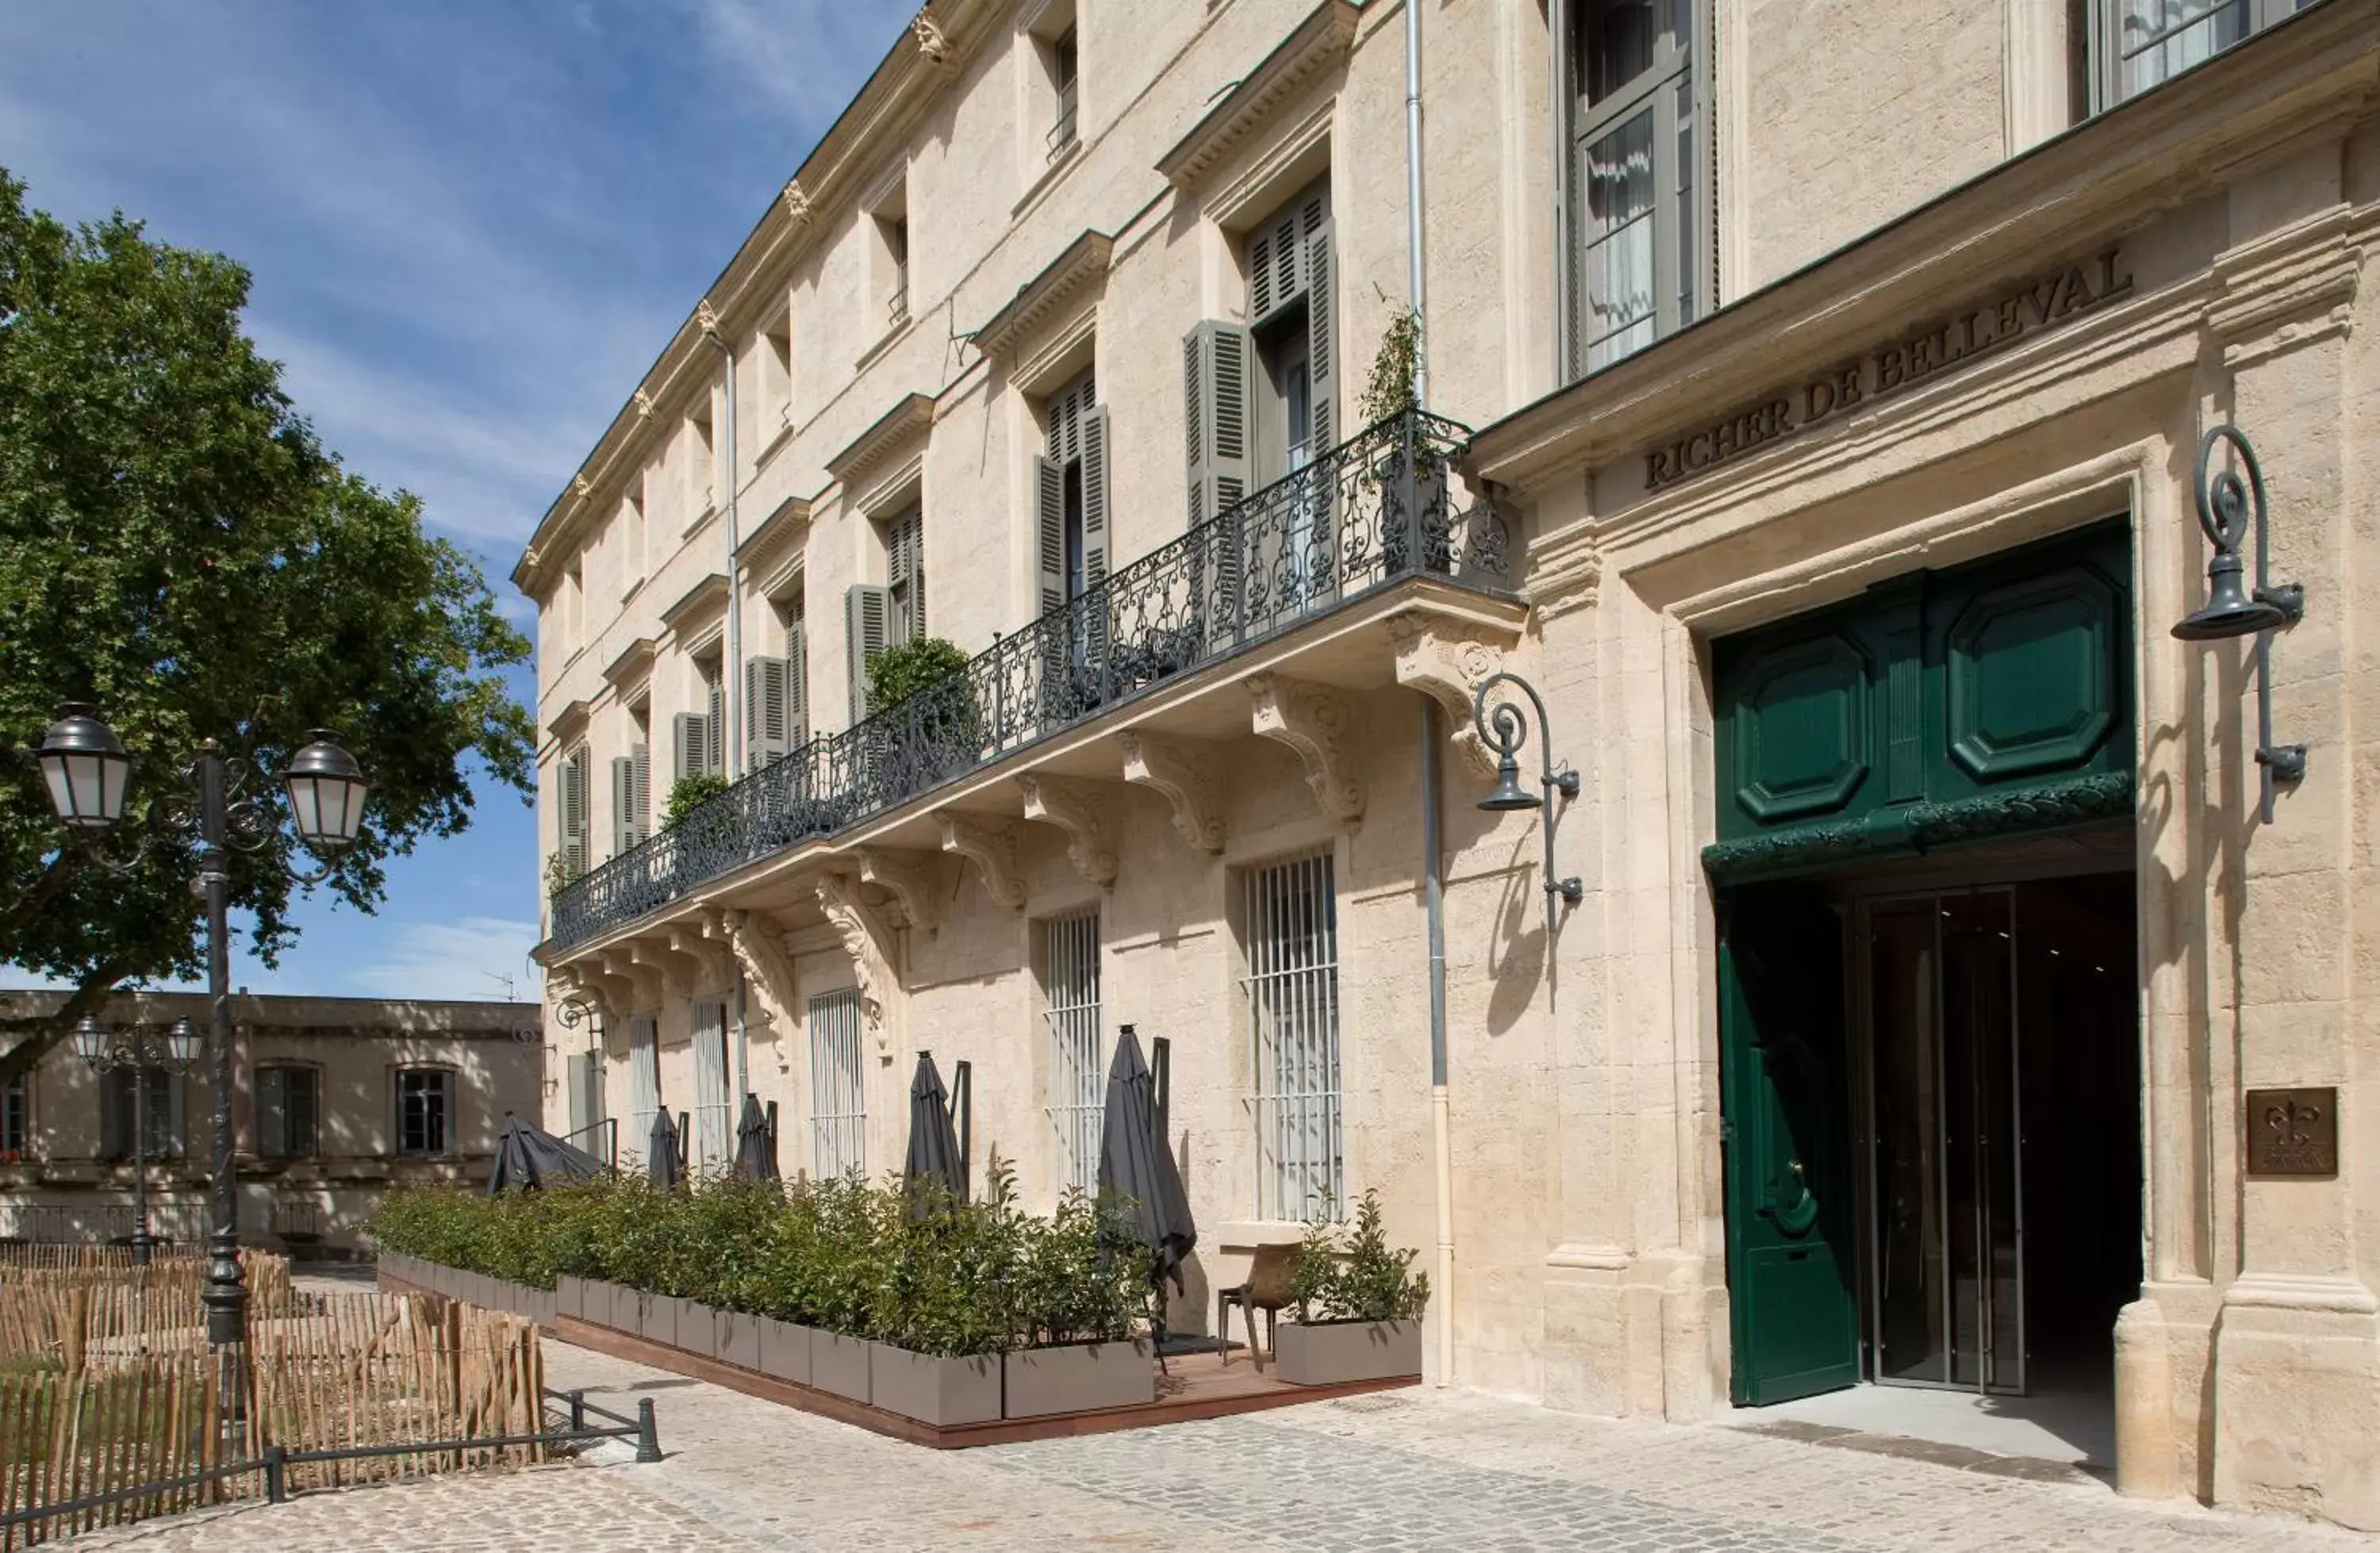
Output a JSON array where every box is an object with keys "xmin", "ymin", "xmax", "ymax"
[{"xmin": 0, "ymin": 169, "xmax": 535, "ymax": 1077}]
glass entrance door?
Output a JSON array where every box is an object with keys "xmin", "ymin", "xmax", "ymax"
[{"xmin": 1865, "ymin": 889, "xmax": 2023, "ymax": 1393}]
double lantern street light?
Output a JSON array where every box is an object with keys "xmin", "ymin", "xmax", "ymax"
[
  {"xmin": 35, "ymin": 704, "xmax": 370, "ymax": 1347},
  {"xmin": 71, "ymin": 1013, "xmax": 202, "ymax": 1266}
]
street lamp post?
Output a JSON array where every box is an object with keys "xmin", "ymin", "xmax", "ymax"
[
  {"xmin": 72, "ymin": 1013, "xmax": 202, "ymax": 1266},
  {"xmin": 36, "ymin": 707, "xmax": 369, "ymax": 1346}
]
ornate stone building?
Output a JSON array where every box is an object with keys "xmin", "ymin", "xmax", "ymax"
[{"xmin": 520, "ymin": 0, "xmax": 2380, "ymax": 1527}]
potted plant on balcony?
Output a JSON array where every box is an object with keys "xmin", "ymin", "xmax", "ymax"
[
  {"xmin": 1275, "ymin": 1189, "xmax": 1428, "ymax": 1386},
  {"xmin": 1358, "ymin": 305, "xmax": 1451, "ymax": 578},
  {"xmin": 1003, "ymin": 1187, "xmax": 1155, "ymax": 1419}
]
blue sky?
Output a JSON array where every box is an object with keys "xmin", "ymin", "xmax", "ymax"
[{"xmin": 1, "ymin": 0, "xmax": 907, "ymax": 1001}]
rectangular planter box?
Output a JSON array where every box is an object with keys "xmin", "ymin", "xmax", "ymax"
[
  {"xmin": 638, "ymin": 1293, "xmax": 679, "ymax": 1351},
  {"xmin": 1273, "ymin": 1320, "xmax": 1422, "ymax": 1386},
  {"xmin": 809, "ymin": 1330, "xmax": 871, "ymax": 1404},
  {"xmin": 556, "ymin": 1276, "xmax": 586, "ymax": 1323},
  {"xmin": 869, "ymin": 1344, "xmax": 1000, "ymax": 1428},
  {"xmin": 612, "ymin": 1283, "xmax": 646, "ymax": 1337},
  {"xmin": 755, "ymin": 1318, "xmax": 812, "ymax": 1386},
  {"xmin": 715, "ymin": 1308, "xmax": 762, "ymax": 1371},
  {"xmin": 675, "ymin": 1300, "xmax": 720, "ymax": 1359},
  {"xmin": 1003, "ymin": 1340, "xmax": 1154, "ymax": 1419}
]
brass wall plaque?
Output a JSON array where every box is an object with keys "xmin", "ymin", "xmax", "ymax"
[{"xmin": 2245, "ymin": 1087, "xmax": 2338, "ymax": 1176}]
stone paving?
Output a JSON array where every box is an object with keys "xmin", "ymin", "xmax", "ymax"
[{"xmin": 72, "ymin": 1339, "xmax": 2380, "ymax": 1551}]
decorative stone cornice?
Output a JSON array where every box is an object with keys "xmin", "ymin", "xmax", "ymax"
[
  {"xmin": 1015, "ymin": 773, "xmax": 1119, "ymax": 886},
  {"xmin": 936, "ymin": 810, "xmax": 1026, "ymax": 911},
  {"xmin": 1385, "ymin": 613, "xmax": 1512, "ymax": 783},
  {"xmin": 911, "ymin": 7, "xmax": 955, "ymax": 71},
  {"xmin": 970, "ymin": 230, "xmax": 1113, "ymax": 364},
  {"xmin": 712, "ymin": 908, "xmax": 800, "ymax": 1029},
  {"xmin": 857, "ymin": 846, "xmax": 948, "ymax": 933},
  {"xmin": 1156, "ymin": 0, "xmax": 1358, "ymax": 194},
  {"xmin": 1117, "ymin": 731, "xmax": 1226, "ymax": 853},
  {"xmin": 826, "ymin": 392, "xmax": 935, "ymax": 491},
  {"xmin": 660, "ymin": 573, "xmax": 730, "ymax": 638},
  {"xmin": 624, "ymin": 939, "xmax": 688, "ymax": 1003},
  {"xmin": 601, "ymin": 637, "xmax": 658, "ymax": 694},
  {"xmin": 2205, "ymin": 201, "xmax": 2360, "ymax": 370},
  {"xmin": 571, "ymin": 474, "xmax": 593, "ymax": 500},
  {"xmin": 1699, "ymin": 770, "xmax": 2134, "ymax": 884},
  {"xmin": 669, "ymin": 925, "xmax": 735, "ymax": 994},
  {"xmin": 1247, "ymin": 672, "xmax": 1364, "ymax": 827},
  {"xmin": 1526, "ymin": 528, "xmax": 1603, "ymax": 622},
  {"xmin": 633, "ymin": 389, "xmax": 655, "ymax": 420},
  {"xmin": 695, "ymin": 297, "xmax": 721, "ymax": 336},
  {"xmin": 546, "ymin": 698, "xmax": 592, "ymax": 743},
  {"xmin": 815, "ymin": 873, "xmax": 895, "ymax": 1044}
]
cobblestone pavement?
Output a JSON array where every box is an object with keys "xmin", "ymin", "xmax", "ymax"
[{"xmin": 73, "ymin": 1340, "xmax": 2380, "ymax": 1551}]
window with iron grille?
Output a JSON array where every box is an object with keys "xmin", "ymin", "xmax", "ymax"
[
  {"xmin": 395, "ymin": 1068, "xmax": 453, "ymax": 1156},
  {"xmin": 627, "ymin": 1013, "xmax": 661, "ymax": 1158},
  {"xmin": 1040, "ymin": 910, "xmax": 1103, "ymax": 1196},
  {"xmin": 691, "ymin": 999, "xmax": 733, "ymax": 1174},
  {"xmin": 100, "ymin": 1067, "xmax": 182, "ymax": 1161},
  {"xmin": 808, "ymin": 989, "xmax": 866, "ymax": 1178},
  {"xmin": 1561, "ymin": 0, "xmax": 1706, "ymax": 381},
  {"xmin": 1047, "ymin": 26, "xmax": 1079, "ymax": 159},
  {"xmin": 0, "ymin": 1072, "xmax": 25, "ymax": 1156},
  {"xmin": 1242, "ymin": 850, "xmax": 1342, "ymax": 1221},
  {"xmin": 255, "ymin": 1065, "xmax": 319, "ymax": 1159},
  {"xmin": 2088, "ymin": 0, "xmax": 2310, "ymax": 110}
]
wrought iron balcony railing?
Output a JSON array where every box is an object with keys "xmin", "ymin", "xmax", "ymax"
[{"xmin": 548, "ymin": 410, "xmax": 1510, "ymax": 950}]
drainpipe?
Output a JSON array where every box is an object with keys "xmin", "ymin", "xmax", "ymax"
[
  {"xmin": 1422, "ymin": 696, "xmax": 1453, "ymax": 1386},
  {"xmin": 1403, "ymin": 0, "xmax": 1429, "ymax": 410},
  {"xmin": 698, "ymin": 327, "xmax": 744, "ymax": 780}
]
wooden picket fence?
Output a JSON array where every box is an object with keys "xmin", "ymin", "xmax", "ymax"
[
  {"xmin": 0, "ymin": 1293, "xmax": 547, "ymax": 1547},
  {"xmin": 0, "ymin": 1254, "xmax": 294, "ymax": 1370}
]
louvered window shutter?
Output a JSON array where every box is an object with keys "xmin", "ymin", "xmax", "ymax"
[
  {"xmin": 845, "ymin": 583, "xmax": 889, "ymax": 721},
  {"xmin": 1081, "ymin": 404, "xmax": 1111, "ymax": 665},
  {"xmin": 672, "ymin": 713, "xmax": 709, "ymax": 783},
  {"xmin": 786, "ymin": 631, "xmax": 809, "ymax": 744},
  {"xmin": 1035, "ymin": 454, "xmax": 1065, "ymax": 617},
  {"xmin": 1183, "ymin": 322, "xmax": 1253, "ymax": 530},
  {"xmin": 747, "ymin": 655, "xmax": 792, "ymax": 767},
  {"xmin": 1306, "ymin": 214, "xmax": 1336, "ymax": 454},
  {"xmin": 561, "ymin": 748, "xmax": 589, "ymax": 876},
  {"xmin": 704, "ymin": 675, "xmax": 725, "ymax": 775},
  {"xmin": 632, "ymin": 743, "xmax": 651, "ymax": 832},
  {"xmin": 611, "ymin": 755, "xmax": 637, "ymax": 855},
  {"xmin": 905, "ymin": 512, "xmax": 926, "ymax": 639}
]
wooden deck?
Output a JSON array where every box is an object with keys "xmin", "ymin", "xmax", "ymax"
[{"xmin": 549, "ymin": 1313, "xmax": 1416, "ymax": 1448}]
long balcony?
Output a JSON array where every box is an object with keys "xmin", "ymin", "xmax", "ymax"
[{"xmin": 547, "ymin": 409, "xmax": 1514, "ymax": 953}]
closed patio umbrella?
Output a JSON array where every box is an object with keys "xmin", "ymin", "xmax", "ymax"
[
  {"xmin": 732, "ymin": 1093, "xmax": 778, "ymax": 1181},
  {"xmin": 903, "ymin": 1052, "xmax": 968, "ymax": 1209},
  {"xmin": 1097, "ymin": 1027, "xmax": 1196, "ymax": 1295},
  {"xmin": 486, "ymin": 1113, "xmax": 605, "ymax": 1194},
  {"xmin": 647, "ymin": 1108, "xmax": 681, "ymax": 1190}
]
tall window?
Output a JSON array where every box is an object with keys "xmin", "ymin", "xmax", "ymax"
[
  {"xmin": 1047, "ymin": 26, "xmax": 1080, "ymax": 159},
  {"xmin": 1, "ymin": 1071, "xmax": 26, "ymax": 1156},
  {"xmin": 1242, "ymin": 851, "xmax": 1342, "ymax": 1221},
  {"xmin": 255, "ymin": 1065, "xmax": 320, "ymax": 1159},
  {"xmin": 395, "ymin": 1068, "xmax": 453, "ymax": 1156},
  {"xmin": 1035, "ymin": 372, "xmax": 1108, "ymax": 677},
  {"xmin": 2089, "ymin": 1, "xmax": 2311, "ymax": 110},
  {"xmin": 881, "ymin": 508, "xmax": 925, "ymax": 647},
  {"xmin": 691, "ymin": 999, "xmax": 733, "ymax": 1173},
  {"xmin": 100, "ymin": 1067, "xmax": 182, "ymax": 1161},
  {"xmin": 1041, "ymin": 911, "xmax": 1103, "ymax": 1195},
  {"xmin": 808, "ymin": 989, "xmax": 866, "ymax": 1178},
  {"xmin": 1564, "ymin": 0, "xmax": 1702, "ymax": 378},
  {"xmin": 627, "ymin": 1013, "xmax": 661, "ymax": 1158},
  {"xmin": 558, "ymin": 742, "xmax": 591, "ymax": 880}
]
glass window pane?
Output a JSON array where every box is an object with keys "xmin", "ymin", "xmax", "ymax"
[
  {"xmin": 1578, "ymin": 0, "xmax": 1679, "ymax": 105},
  {"xmin": 1582, "ymin": 108, "xmax": 1658, "ymax": 370},
  {"xmin": 2112, "ymin": 0, "xmax": 2250, "ymax": 100},
  {"xmin": 1676, "ymin": 72, "xmax": 1698, "ymax": 332}
]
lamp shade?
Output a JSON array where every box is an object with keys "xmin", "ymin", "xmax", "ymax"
[
  {"xmin": 163, "ymin": 1017, "xmax": 202, "ymax": 1069},
  {"xmin": 36, "ymin": 704, "xmax": 133, "ymax": 830},
  {"xmin": 70, "ymin": 1014, "xmax": 113, "ymax": 1067},
  {"xmin": 283, "ymin": 731, "xmax": 369, "ymax": 852},
  {"xmin": 1477, "ymin": 750, "xmax": 1542, "ymax": 813},
  {"xmin": 2172, "ymin": 554, "xmax": 2289, "ymax": 641}
]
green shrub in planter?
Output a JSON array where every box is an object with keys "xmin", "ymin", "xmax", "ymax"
[{"xmin": 1288, "ymin": 1190, "xmax": 1427, "ymax": 1324}]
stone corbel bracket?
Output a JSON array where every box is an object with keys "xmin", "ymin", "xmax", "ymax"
[
  {"xmin": 548, "ymin": 968, "xmax": 616, "ymax": 1032},
  {"xmin": 815, "ymin": 874, "xmax": 896, "ymax": 1049},
  {"xmin": 936, "ymin": 809, "xmax": 1027, "ymax": 911},
  {"xmin": 590, "ymin": 949, "xmax": 659, "ymax": 1016},
  {"xmin": 858, "ymin": 846, "xmax": 950, "ymax": 934},
  {"xmin": 624, "ymin": 939, "xmax": 689, "ymax": 1004},
  {"xmin": 705, "ymin": 908, "xmax": 794, "ymax": 1030},
  {"xmin": 1118, "ymin": 731, "xmax": 1226, "ymax": 853},
  {"xmin": 1015, "ymin": 773, "xmax": 1120, "ymax": 887},
  {"xmin": 669, "ymin": 924, "xmax": 737, "ymax": 995},
  {"xmin": 1247, "ymin": 671, "xmax": 1365, "ymax": 828},
  {"xmin": 1385, "ymin": 612, "xmax": 1516, "ymax": 784}
]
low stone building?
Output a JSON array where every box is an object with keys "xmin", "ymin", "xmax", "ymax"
[{"xmin": 0, "ymin": 991, "xmax": 543, "ymax": 1257}]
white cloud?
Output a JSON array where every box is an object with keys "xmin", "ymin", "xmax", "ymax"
[
  {"xmin": 344, "ymin": 918, "xmax": 543, "ymax": 1003},
  {"xmin": 680, "ymin": 0, "xmax": 904, "ymax": 128}
]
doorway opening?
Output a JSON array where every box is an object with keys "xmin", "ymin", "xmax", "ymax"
[{"xmin": 1720, "ymin": 861, "xmax": 2140, "ymax": 1460}]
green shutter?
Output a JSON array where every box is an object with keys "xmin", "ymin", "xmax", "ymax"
[
  {"xmin": 1183, "ymin": 321, "xmax": 1252, "ymax": 530},
  {"xmin": 845, "ymin": 582, "xmax": 889, "ymax": 722},
  {"xmin": 1035, "ymin": 453, "xmax": 1065, "ymax": 617}
]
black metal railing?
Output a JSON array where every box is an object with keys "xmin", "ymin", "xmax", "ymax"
[{"xmin": 550, "ymin": 410, "xmax": 1510, "ymax": 950}]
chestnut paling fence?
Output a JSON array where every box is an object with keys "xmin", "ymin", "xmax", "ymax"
[
  {"xmin": 550, "ymin": 409, "xmax": 1512, "ymax": 950},
  {"xmin": 0, "ymin": 1259, "xmax": 562, "ymax": 1547}
]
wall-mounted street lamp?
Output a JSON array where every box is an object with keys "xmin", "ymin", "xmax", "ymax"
[
  {"xmin": 1472, "ymin": 671, "xmax": 1582, "ymax": 941},
  {"xmin": 2172, "ymin": 425, "xmax": 2306, "ymax": 823},
  {"xmin": 72, "ymin": 1014, "xmax": 202, "ymax": 1266},
  {"xmin": 36, "ymin": 706, "xmax": 369, "ymax": 1346}
]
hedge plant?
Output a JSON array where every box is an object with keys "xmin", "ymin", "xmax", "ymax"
[{"xmin": 1288, "ymin": 1188, "xmax": 1430, "ymax": 1325}]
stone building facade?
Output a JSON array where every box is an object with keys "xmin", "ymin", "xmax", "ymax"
[
  {"xmin": 520, "ymin": 0, "xmax": 2380, "ymax": 1527},
  {"xmin": 0, "ymin": 991, "xmax": 541, "ymax": 1256}
]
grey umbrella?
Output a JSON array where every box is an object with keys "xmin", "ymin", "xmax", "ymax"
[
  {"xmin": 647, "ymin": 1108, "xmax": 681, "ymax": 1190},
  {"xmin": 732, "ymin": 1093, "xmax": 778, "ymax": 1181},
  {"xmin": 487, "ymin": 1113, "xmax": 605, "ymax": 1194},
  {"xmin": 1097, "ymin": 1027, "xmax": 1196, "ymax": 1294},
  {"xmin": 903, "ymin": 1053, "xmax": 968, "ymax": 1209}
]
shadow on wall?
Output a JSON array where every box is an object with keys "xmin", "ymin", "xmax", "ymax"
[{"xmin": 1484, "ymin": 828, "xmax": 1548, "ymax": 1037}]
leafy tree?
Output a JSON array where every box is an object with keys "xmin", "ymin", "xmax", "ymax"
[{"xmin": 0, "ymin": 169, "xmax": 534, "ymax": 1079}]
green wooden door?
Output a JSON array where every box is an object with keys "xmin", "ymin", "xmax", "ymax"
[{"xmin": 1722, "ymin": 887, "xmax": 1860, "ymax": 1405}]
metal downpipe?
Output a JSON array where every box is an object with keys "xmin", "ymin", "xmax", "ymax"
[{"xmin": 1422, "ymin": 696, "xmax": 1453, "ymax": 1386}]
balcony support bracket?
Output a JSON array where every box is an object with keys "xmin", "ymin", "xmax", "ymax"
[
  {"xmin": 815, "ymin": 873, "xmax": 896, "ymax": 1049},
  {"xmin": 857, "ymin": 847, "xmax": 951, "ymax": 934},
  {"xmin": 708, "ymin": 908, "xmax": 797, "ymax": 1030},
  {"xmin": 1387, "ymin": 612, "xmax": 1515, "ymax": 784},
  {"xmin": 937, "ymin": 811, "xmax": 1028, "ymax": 912},
  {"xmin": 1119, "ymin": 731, "xmax": 1228, "ymax": 854},
  {"xmin": 1248, "ymin": 672, "xmax": 1365, "ymax": 829},
  {"xmin": 1016, "ymin": 773, "xmax": 1121, "ymax": 887}
]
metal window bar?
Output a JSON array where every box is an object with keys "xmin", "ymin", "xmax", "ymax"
[
  {"xmin": 692, "ymin": 1003, "xmax": 732, "ymax": 1174},
  {"xmin": 1243, "ymin": 850, "xmax": 1342, "ymax": 1221},
  {"xmin": 626, "ymin": 1014, "xmax": 659, "ymax": 1161},
  {"xmin": 1047, "ymin": 75, "xmax": 1079, "ymax": 160},
  {"xmin": 808, "ymin": 989, "xmax": 866, "ymax": 1178},
  {"xmin": 546, "ymin": 411, "xmax": 1507, "ymax": 952},
  {"xmin": 1042, "ymin": 911, "xmax": 1104, "ymax": 1195}
]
